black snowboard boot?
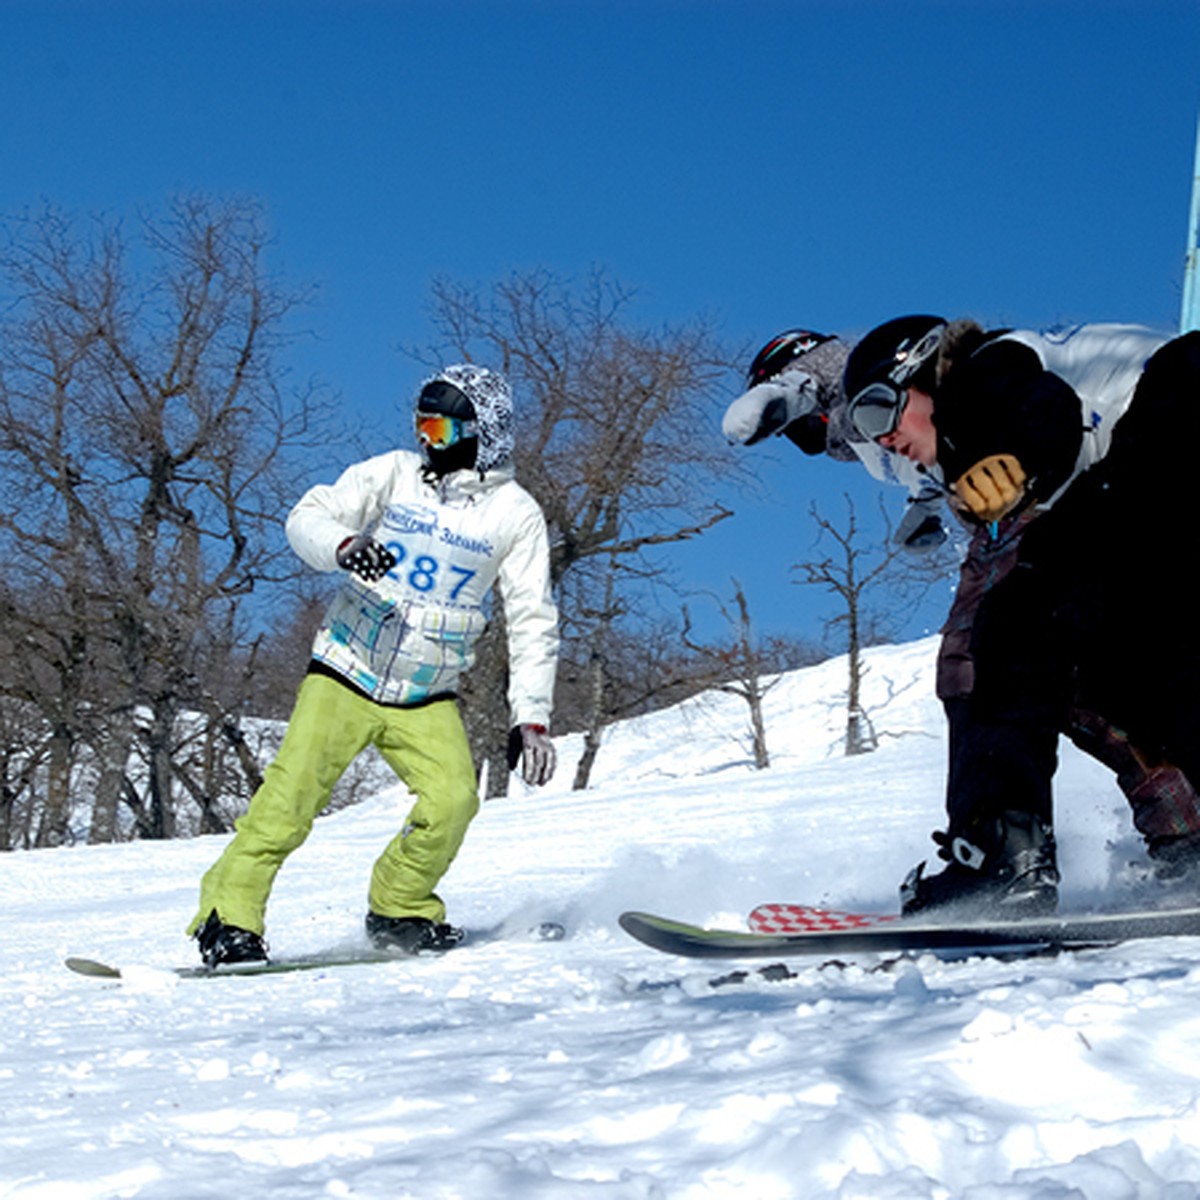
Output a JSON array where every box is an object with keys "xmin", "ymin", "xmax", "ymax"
[
  {"xmin": 900, "ymin": 809, "xmax": 1060, "ymax": 919},
  {"xmin": 195, "ymin": 910, "xmax": 269, "ymax": 968},
  {"xmin": 365, "ymin": 913, "xmax": 465, "ymax": 954}
]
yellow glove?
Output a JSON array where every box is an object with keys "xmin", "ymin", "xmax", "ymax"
[{"xmin": 953, "ymin": 453, "xmax": 1028, "ymax": 522}]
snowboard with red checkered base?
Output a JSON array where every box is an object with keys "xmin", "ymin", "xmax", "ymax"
[
  {"xmin": 748, "ymin": 903, "xmax": 900, "ymax": 934},
  {"xmin": 618, "ymin": 902, "xmax": 1200, "ymax": 960}
]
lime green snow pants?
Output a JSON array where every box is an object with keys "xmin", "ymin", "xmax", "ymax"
[{"xmin": 188, "ymin": 673, "xmax": 480, "ymax": 937}]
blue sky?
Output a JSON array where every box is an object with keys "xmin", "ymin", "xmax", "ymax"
[{"xmin": 3, "ymin": 0, "xmax": 1198, "ymax": 646}]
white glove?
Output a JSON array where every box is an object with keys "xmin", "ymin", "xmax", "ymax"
[
  {"xmin": 507, "ymin": 724, "xmax": 556, "ymax": 786},
  {"xmin": 894, "ymin": 492, "xmax": 947, "ymax": 554},
  {"xmin": 721, "ymin": 370, "xmax": 819, "ymax": 446}
]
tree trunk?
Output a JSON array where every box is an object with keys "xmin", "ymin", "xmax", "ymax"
[
  {"xmin": 842, "ymin": 584, "xmax": 877, "ymax": 756},
  {"xmin": 144, "ymin": 700, "xmax": 178, "ymax": 839},
  {"xmin": 747, "ymin": 679, "xmax": 770, "ymax": 770},
  {"xmin": 35, "ymin": 725, "xmax": 73, "ymax": 847},
  {"xmin": 843, "ymin": 620, "xmax": 877, "ymax": 757},
  {"xmin": 735, "ymin": 586, "xmax": 770, "ymax": 770},
  {"xmin": 88, "ymin": 715, "xmax": 135, "ymax": 844}
]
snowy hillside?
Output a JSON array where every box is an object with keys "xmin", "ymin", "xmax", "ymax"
[{"xmin": 5, "ymin": 637, "xmax": 1200, "ymax": 1198}]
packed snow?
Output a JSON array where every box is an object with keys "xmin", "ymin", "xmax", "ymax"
[{"xmin": 5, "ymin": 637, "xmax": 1200, "ymax": 1199}]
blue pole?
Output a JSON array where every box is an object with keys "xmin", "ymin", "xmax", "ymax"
[{"xmin": 1183, "ymin": 111, "xmax": 1200, "ymax": 333}]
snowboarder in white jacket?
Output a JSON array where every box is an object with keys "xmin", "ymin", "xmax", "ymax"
[{"xmin": 189, "ymin": 364, "xmax": 559, "ymax": 966}]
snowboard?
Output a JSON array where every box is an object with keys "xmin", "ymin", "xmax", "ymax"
[
  {"xmin": 618, "ymin": 903, "xmax": 1200, "ymax": 960},
  {"xmin": 66, "ymin": 949, "xmax": 414, "ymax": 980},
  {"xmin": 65, "ymin": 922, "xmax": 566, "ymax": 981}
]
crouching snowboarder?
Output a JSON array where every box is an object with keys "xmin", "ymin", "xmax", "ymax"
[
  {"xmin": 188, "ymin": 364, "xmax": 559, "ymax": 967},
  {"xmin": 841, "ymin": 317, "xmax": 1200, "ymax": 915}
]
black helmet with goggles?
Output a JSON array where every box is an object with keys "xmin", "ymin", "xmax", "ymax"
[{"xmin": 843, "ymin": 316, "xmax": 945, "ymax": 442}]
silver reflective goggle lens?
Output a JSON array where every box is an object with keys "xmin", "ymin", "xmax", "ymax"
[
  {"xmin": 848, "ymin": 323, "xmax": 945, "ymax": 442},
  {"xmin": 848, "ymin": 380, "xmax": 907, "ymax": 441}
]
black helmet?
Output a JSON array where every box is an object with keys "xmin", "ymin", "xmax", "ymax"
[
  {"xmin": 842, "ymin": 316, "xmax": 946, "ymax": 441},
  {"xmin": 745, "ymin": 330, "xmax": 836, "ymax": 388},
  {"xmin": 416, "ymin": 378, "xmax": 478, "ymax": 420}
]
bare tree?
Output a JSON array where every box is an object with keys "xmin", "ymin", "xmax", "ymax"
[
  {"xmin": 563, "ymin": 557, "xmax": 622, "ymax": 790},
  {"xmin": 540, "ymin": 552, "xmax": 743, "ymax": 788},
  {"xmin": 421, "ymin": 269, "xmax": 739, "ymax": 580},
  {"xmin": 0, "ymin": 197, "xmax": 336, "ymax": 846},
  {"xmin": 417, "ymin": 268, "xmax": 745, "ymax": 792},
  {"xmin": 550, "ymin": 557, "xmax": 746, "ymax": 794},
  {"xmin": 680, "ymin": 580, "xmax": 821, "ymax": 770},
  {"xmin": 793, "ymin": 495, "xmax": 905, "ymax": 756}
]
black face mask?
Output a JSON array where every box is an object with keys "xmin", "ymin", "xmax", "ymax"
[{"xmin": 422, "ymin": 436, "xmax": 478, "ymax": 477}]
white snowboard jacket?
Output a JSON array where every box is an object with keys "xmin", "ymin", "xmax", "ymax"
[
  {"xmin": 286, "ymin": 451, "xmax": 558, "ymax": 727},
  {"xmin": 993, "ymin": 323, "xmax": 1169, "ymax": 507}
]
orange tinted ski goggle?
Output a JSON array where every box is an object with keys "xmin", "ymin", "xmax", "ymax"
[{"xmin": 415, "ymin": 411, "xmax": 478, "ymax": 450}]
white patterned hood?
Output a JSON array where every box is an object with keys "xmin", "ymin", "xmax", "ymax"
[{"xmin": 425, "ymin": 364, "xmax": 515, "ymax": 475}]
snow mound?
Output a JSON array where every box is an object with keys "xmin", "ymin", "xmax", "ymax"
[{"xmin": 5, "ymin": 636, "xmax": 1199, "ymax": 1198}]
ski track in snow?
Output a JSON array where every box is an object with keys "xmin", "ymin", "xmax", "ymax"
[{"xmin": 5, "ymin": 638, "xmax": 1200, "ymax": 1199}]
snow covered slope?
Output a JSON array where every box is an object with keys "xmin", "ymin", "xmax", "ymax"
[{"xmin": 5, "ymin": 637, "xmax": 1200, "ymax": 1198}]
